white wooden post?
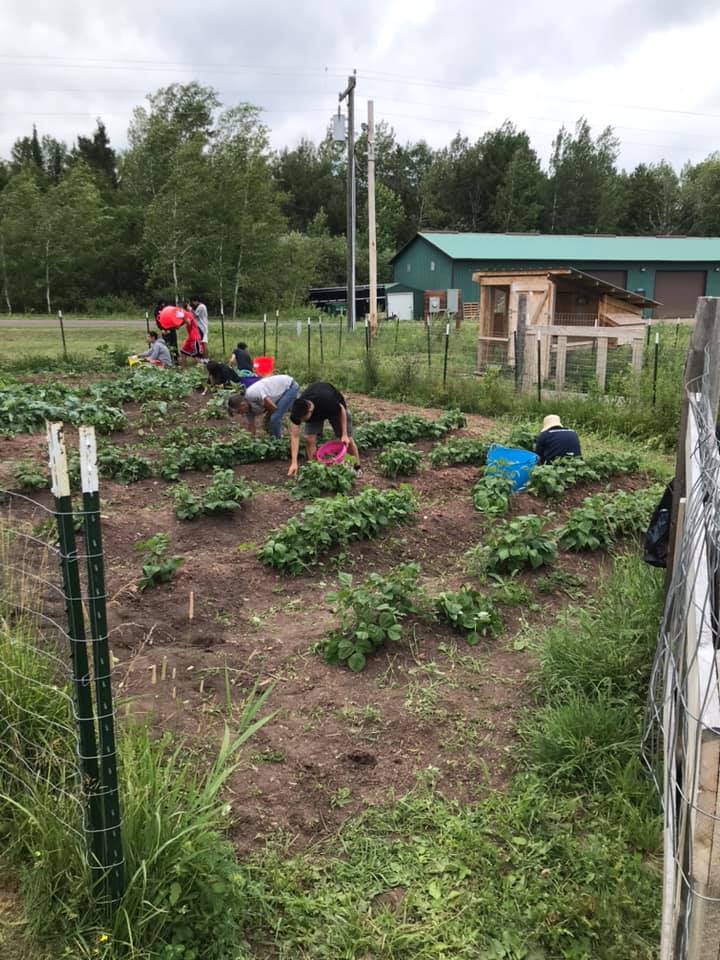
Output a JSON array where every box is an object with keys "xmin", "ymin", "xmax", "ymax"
[
  {"xmin": 555, "ymin": 335, "xmax": 568, "ymax": 391},
  {"xmin": 595, "ymin": 338, "xmax": 608, "ymax": 391},
  {"xmin": 631, "ymin": 337, "xmax": 644, "ymax": 373}
]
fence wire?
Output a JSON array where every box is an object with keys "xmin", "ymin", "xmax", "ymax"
[
  {"xmin": 0, "ymin": 479, "xmax": 124, "ymax": 910},
  {"xmin": 643, "ymin": 361, "xmax": 720, "ymax": 959}
]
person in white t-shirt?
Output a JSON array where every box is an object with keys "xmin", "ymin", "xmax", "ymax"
[
  {"xmin": 228, "ymin": 374, "xmax": 299, "ymax": 438},
  {"xmin": 190, "ymin": 296, "xmax": 209, "ymax": 358}
]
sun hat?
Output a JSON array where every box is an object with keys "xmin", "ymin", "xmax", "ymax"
[{"xmin": 542, "ymin": 414, "xmax": 563, "ymax": 431}]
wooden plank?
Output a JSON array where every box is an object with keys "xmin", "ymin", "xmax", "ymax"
[
  {"xmin": 595, "ymin": 338, "xmax": 608, "ymax": 391},
  {"xmin": 691, "ymin": 733, "xmax": 720, "ymax": 960},
  {"xmin": 555, "ymin": 336, "xmax": 568, "ymax": 391},
  {"xmin": 535, "ymin": 323, "xmax": 645, "ymax": 340}
]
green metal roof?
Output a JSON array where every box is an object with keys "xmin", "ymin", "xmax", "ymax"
[{"xmin": 400, "ymin": 232, "xmax": 720, "ymax": 263}]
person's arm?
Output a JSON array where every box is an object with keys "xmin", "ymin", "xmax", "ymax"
[
  {"xmin": 245, "ymin": 412, "xmax": 257, "ymax": 436},
  {"xmin": 534, "ymin": 434, "xmax": 546, "ymax": 465},
  {"xmin": 263, "ymin": 397, "xmax": 277, "ymax": 414},
  {"xmin": 228, "ymin": 353, "xmax": 237, "ymax": 367},
  {"xmin": 338, "ymin": 404, "xmax": 349, "ymax": 446},
  {"xmin": 288, "ymin": 423, "xmax": 301, "ymax": 476},
  {"xmin": 137, "ymin": 348, "xmax": 151, "ymax": 359}
]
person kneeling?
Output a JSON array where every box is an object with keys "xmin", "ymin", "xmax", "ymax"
[
  {"xmin": 136, "ymin": 331, "xmax": 173, "ymax": 368},
  {"xmin": 535, "ymin": 414, "xmax": 581, "ymax": 465},
  {"xmin": 287, "ymin": 382, "xmax": 361, "ymax": 476}
]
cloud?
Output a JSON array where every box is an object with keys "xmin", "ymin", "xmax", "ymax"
[{"xmin": 1, "ymin": 0, "xmax": 719, "ymax": 174}]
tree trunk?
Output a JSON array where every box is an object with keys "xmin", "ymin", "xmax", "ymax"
[
  {"xmin": 231, "ymin": 190, "xmax": 248, "ymax": 321},
  {"xmin": 0, "ymin": 233, "xmax": 11, "ymax": 314},
  {"xmin": 218, "ymin": 234, "xmax": 224, "ymax": 317},
  {"xmin": 45, "ymin": 237, "xmax": 51, "ymax": 314},
  {"xmin": 171, "ymin": 190, "xmax": 179, "ymax": 302},
  {"xmin": 172, "ymin": 257, "xmax": 179, "ymax": 304}
]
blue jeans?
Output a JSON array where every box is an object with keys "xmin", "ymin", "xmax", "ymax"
[{"xmin": 269, "ymin": 381, "xmax": 299, "ymax": 438}]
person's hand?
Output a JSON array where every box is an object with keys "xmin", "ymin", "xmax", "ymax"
[
  {"xmin": 288, "ymin": 462, "xmax": 298, "ymax": 478},
  {"xmin": 340, "ymin": 434, "xmax": 350, "ymax": 447}
]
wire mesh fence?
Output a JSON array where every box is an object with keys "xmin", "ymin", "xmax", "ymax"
[
  {"xmin": 0, "ymin": 422, "xmax": 124, "ymax": 914},
  {"xmin": 643, "ymin": 300, "xmax": 720, "ymax": 959}
]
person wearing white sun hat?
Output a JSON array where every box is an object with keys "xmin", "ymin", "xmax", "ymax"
[{"xmin": 535, "ymin": 414, "xmax": 582, "ymax": 465}]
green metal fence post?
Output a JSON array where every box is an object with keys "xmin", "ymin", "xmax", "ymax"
[
  {"xmin": 47, "ymin": 422, "xmax": 105, "ymax": 894},
  {"xmin": 263, "ymin": 313, "xmax": 267, "ymax": 356},
  {"xmin": 220, "ymin": 309, "xmax": 226, "ymax": 356},
  {"xmin": 394, "ymin": 313, "xmax": 400, "ymax": 351},
  {"xmin": 338, "ymin": 314, "xmax": 343, "ymax": 355},
  {"xmin": 274, "ymin": 309, "xmax": 279, "ymax": 360},
  {"xmin": 426, "ymin": 318, "xmax": 432, "ymax": 369},
  {"xmin": 442, "ymin": 322, "xmax": 450, "ymax": 387},
  {"xmin": 364, "ymin": 317, "xmax": 370, "ymax": 353},
  {"xmin": 652, "ymin": 331, "xmax": 660, "ymax": 406},
  {"xmin": 79, "ymin": 427, "xmax": 125, "ymax": 912},
  {"xmin": 319, "ymin": 318, "xmax": 324, "ymax": 365},
  {"xmin": 58, "ymin": 310, "xmax": 68, "ymax": 361},
  {"xmin": 536, "ymin": 334, "xmax": 542, "ymax": 404},
  {"xmin": 307, "ymin": 317, "xmax": 311, "ymax": 369}
]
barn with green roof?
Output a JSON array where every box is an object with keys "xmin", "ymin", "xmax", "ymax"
[{"xmin": 390, "ymin": 232, "xmax": 720, "ymax": 320}]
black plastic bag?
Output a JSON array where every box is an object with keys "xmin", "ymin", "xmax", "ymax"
[{"xmin": 643, "ymin": 480, "xmax": 673, "ymax": 568}]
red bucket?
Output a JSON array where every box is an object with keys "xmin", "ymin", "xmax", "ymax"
[
  {"xmin": 253, "ymin": 356, "xmax": 274, "ymax": 376},
  {"xmin": 316, "ymin": 440, "xmax": 347, "ymax": 465}
]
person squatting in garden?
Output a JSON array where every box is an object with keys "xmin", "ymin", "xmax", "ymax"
[
  {"xmin": 136, "ymin": 331, "xmax": 172, "ymax": 368},
  {"xmin": 228, "ymin": 374, "xmax": 300, "ymax": 438},
  {"xmin": 228, "ymin": 341, "xmax": 254, "ymax": 374},
  {"xmin": 535, "ymin": 414, "xmax": 582, "ymax": 465},
  {"xmin": 287, "ymin": 381, "xmax": 361, "ymax": 477},
  {"xmin": 190, "ymin": 296, "xmax": 209, "ymax": 358}
]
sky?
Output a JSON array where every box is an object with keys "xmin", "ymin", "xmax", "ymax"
[{"xmin": 2, "ymin": 0, "xmax": 720, "ymax": 172}]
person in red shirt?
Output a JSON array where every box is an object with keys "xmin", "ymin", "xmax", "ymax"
[{"xmin": 179, "ymin": 306, "xmax": 203, "ymax": 367}]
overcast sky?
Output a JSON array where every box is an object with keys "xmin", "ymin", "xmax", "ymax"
[{"xmin": 2, "ymin": 0, "xmax": 720, "ymax": 172}]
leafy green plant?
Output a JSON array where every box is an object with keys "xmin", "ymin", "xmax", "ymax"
[
  {"xmin": 472, "ymin": 473, "xmax": 514, "ymax": 516},
  {"xmin": 429, "ymin": 436, "xmax": 490, "ymax": 467},
  {"xmin": 13, "ymin": 460, "xmax": 48, "ymax": 490},
  {"xmin": 528, "ymin": 453, "xmax": 640, "ymax": 499},
  {"xmin": 504, "ymin": 422, "xmax": 536, "ymax": 451},
  {"xmin": 97, "ymin": 446, "xmax": 153, "ymax": 484},
  {"xmin": 377, "ymin": 441, "xmax": 422, "ymax": 478},
  {"xmin": 172, "ymin": 467, "xmax": 253, "ymax": 520},
  {"xmin": 136, "ymin": 533, "xmax": 184, "ymax": 590},
  {"xmin": 260, "ymin": 486, "xmax": 417, "ymax": 574},
  {"xmin": 469, "ymin": 515, "xmax": 557, "ymax": 575},
  {"xmin": 435, "ymin": 585, "xmax": 502, "ymax": 645},
  {"xmin": 558, "ymin": 486, "xmax": 661, "ymax": 551},
  {"xmin": 290, "ymin": 461, "xmax": 355, "ymax": 500},
  {"xmin": 322, "ymin": 563, "xmax": 421, "ymax": 671},
  {"xmin": 158, "ymin": 434, "xmax": 289, "ymax": 481},
  {"xmin": 204, "ymin": 394, "xmax": 231, "ymax": 419},
  {"xmin": 355, "ymin": 409, "xmax": 465, "ymax": 448}
]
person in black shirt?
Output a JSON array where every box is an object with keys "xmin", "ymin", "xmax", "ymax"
[
  {"xmin": 535, "ymin": 415, "xmax": 582, "ymax": 465},
  {"xmin": 206, "ymin": 360, "xmax": 242, "ymax": 388},
  {"xmin": 228, "ymin": 341, "xmax": 254, "ymax": 373},
  {"xmin": 288, "ymin": 381, "xmax": 361, "ymax": 476}
]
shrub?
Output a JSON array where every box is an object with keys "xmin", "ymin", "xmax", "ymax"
[
  {"xmin": 377, "ymin": 441, "xmax": 422, "ymax": 478},
  {"xmin": 435, "ymin": 585, "xmax": 503, "ymax": 644},
  {"xmin": 322, "ymin": 564, "xmax": 421, "ymax": 671},
  {"xmin": 260, "ymin": 486, "xmax": 417, "ymax": 574},
  {"xmin": 13, "ymin": 460, "xmax": 48, "ymax": 490}
]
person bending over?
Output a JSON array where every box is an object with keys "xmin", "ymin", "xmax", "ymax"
[
  {"xmin": 287, "ymin": 381, "xmax": 361, "ymax": 477},
  {"xmin": 535, "ymin": 415, "xmax": 581, "ymax": 465},
  {"xmin": 206, "ymin": 360, "xmax": 241, "ymax": 388},
  {"xmin": 228, "ymin": 373, "xmax": 299, "ymax": 438}
]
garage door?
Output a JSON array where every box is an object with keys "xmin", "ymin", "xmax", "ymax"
[
  {"xmin": 387, "ymin": 292, "xmax": 414, "ymax": 321},
  {"xmin": 654, "ymin": 271, "xmax": 706, "ymax": 319},
  {"xmin": 585, "ymin": 269, "xmax": 628, "ymax": 290}
]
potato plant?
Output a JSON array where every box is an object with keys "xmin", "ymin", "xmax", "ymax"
[
  {"xmin": 472, "ymin": 473, "xmax": 514, "ymax": 516},
  {"xmin": 136, "ymin": 534, "xmax": 184, "ymax": 591},
  {"xmin": 290, "ymin": 461, "xmax": 355, "ymax": 500},
  {"xmin": 260, "ymin": 486, "xmax": 417, "ymax": 574},
  {"xmin": 158, "ymin": 435, "xmax": 289, "ymax": 481},
  {"xmin": 355, "ymin": 409, "xmax": 465, "ymax": 448},
  {"xmin": 322, "ymin": 564, "xmax": 421, "ymax": 671},
  {"xmin": 528, "ymin": 453, "xmax": 639, "ymax": 499},
  {"xmin": 377, "ymin": 442, "xmax": 422, "ymax": 478},
  {"xmin": 429, "ymin": 437, "xmax": 490, "ymax": 468},
  {"xmin": 97, "ymin": 447, "xmax": 153, "ymax": 484},
  {"xmin": 435, "ymin": 586, "xmax": 503, "ymax": 645},
  {"xmin": 469, "ymin": 516, "xmax": 557, "ymax": 575},
  {"xmin": 13, "ymin": 460, "xmax": 49, "ymax": 490},
  {"xmin": 172, "ymin": 468, "xmax": 253, "ymax": 520},
  {"xmin": 558, "ymin": 486, "xmax": 661, "ymax": 551}
]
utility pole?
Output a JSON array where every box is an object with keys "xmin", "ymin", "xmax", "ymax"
[
  {"xmin": 367, "ymin": 99, "xmax": 377, "ymax": 338},
  {"xmin": 339, "ymin": 72, "xmax": 356, "ymax": 330}
]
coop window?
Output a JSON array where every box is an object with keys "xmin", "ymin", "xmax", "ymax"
[
  {"xmin": 406, "ymin": 263, "xmax": 411, "ymax": 273},
  {"xmin": 430, "ymin": 260, "xmax": 436, "ymax": 272}
]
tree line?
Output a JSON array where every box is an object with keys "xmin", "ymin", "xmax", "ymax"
[{"xmin": 1, "ymin": 81, "xmax": 719, "ymax": 315}]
